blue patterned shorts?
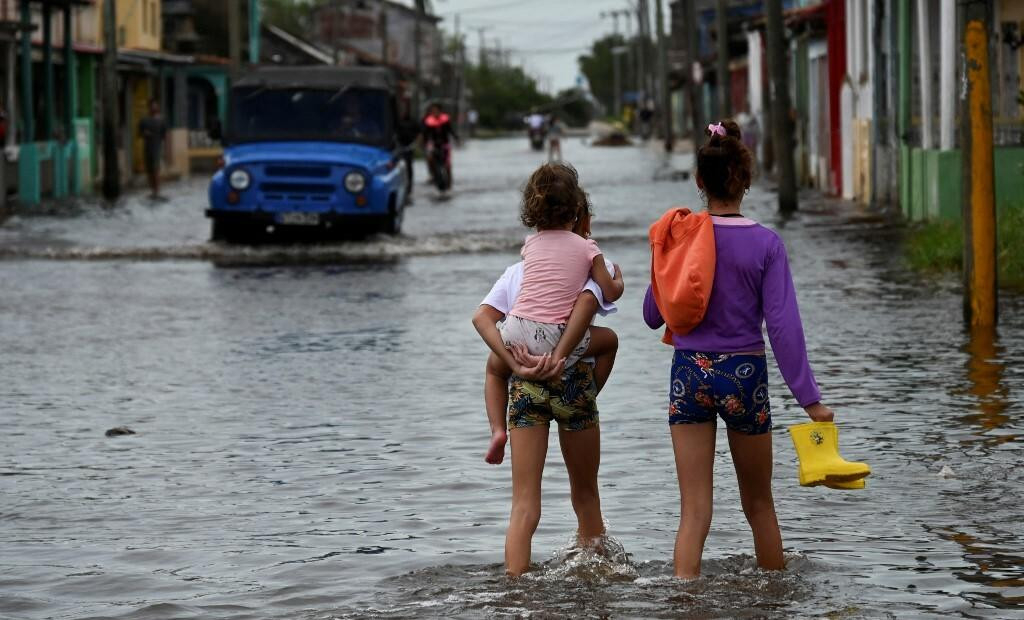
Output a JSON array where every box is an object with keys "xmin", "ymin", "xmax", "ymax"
[{"xmin": 669, "ymin": 350, "xmax": 772, "ymax": 435}]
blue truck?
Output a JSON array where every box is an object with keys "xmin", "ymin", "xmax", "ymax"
[{"xmin": 206, "ymin": 66, "xmax": 408, "ymax": 241}]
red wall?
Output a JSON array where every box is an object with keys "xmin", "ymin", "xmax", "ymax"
[{"xmin": 826, "ymin": 0, "xmax": 846, "ymax": 194}]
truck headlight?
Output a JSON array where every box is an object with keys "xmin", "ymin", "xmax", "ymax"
[
  {"xmin": 229, "ymin": 168, "xmax": 251, "ymax": 191},
  {"xmin": 344, "ymin": 171, "xmax": 366, "ymax": 194}
]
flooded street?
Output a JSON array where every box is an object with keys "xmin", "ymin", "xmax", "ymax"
[{"xmin": 2, "ymin": 137, "xmax": 1023, "ymax": 619}]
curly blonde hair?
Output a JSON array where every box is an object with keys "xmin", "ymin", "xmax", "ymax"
[{"xmin": 520, "ymin": 163, "xmax": 591, "ymax": 230}]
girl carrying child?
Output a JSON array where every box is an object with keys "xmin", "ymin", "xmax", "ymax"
[
  {"xmin": 472, "ymin": 163, "xmax": 623, "ymax": 575},
  {"xmin": 644, "ymin": 120, "xmax": 834, "ymax": 578}
]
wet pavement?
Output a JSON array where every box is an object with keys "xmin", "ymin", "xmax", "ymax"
[{"xmin": 1, "ymin": 137, "xmax": 1023, "ymax": 619}]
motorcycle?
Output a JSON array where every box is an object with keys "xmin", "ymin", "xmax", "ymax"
[
  {"xmin": 528, "ymin": 127, "xmax": 545, "ymax": 151},
  {"xmin": 425, "ymin": 140, "xmax": 451, "ymax": 191}
]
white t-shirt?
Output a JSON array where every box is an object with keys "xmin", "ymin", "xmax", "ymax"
[
  {"xmin": 480, "ymin": 258, "xmax": 618, "ymax": 317},
  {"xmin": 527, "ymin": 114, "xmax": 546, "ymax": 130}
]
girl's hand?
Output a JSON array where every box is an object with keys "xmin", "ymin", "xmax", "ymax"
[{"xmin": 804, "ymin": 402, "xmax": 835, "ymax": 422}]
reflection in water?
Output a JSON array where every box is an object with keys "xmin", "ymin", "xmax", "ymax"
[{"xmin": 958, "ymin": 326, "xmax": 1012, "ymax": 441}]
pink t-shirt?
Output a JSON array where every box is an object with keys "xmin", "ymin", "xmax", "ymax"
[{"xmin": 508, "ymin": 230, "xmax": 603, "ymax": 324}]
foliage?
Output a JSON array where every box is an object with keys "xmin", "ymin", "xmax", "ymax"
[
  {"xmin": 578, "ymin": 34, "xmax": 625, "ymax": 115},
  {"xmin": 263, "ymin": 0, "xmax": 317, "ymax": 36},
  {"xmin": 553, "ymin": 88, "xmax": 594, "ymax": 128},
  {"xmin": 578, "ymin": 34, "xmax": 655, "ymax": 115},
  {"xmin": 905, "ymin": 206, "xmax": 1024, "ymax": 290},
  {"xmin": 465, "ymin": 62, "xmax": 552, "ymax": 130}
]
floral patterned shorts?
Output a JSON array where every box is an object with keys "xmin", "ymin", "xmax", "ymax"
[
  {"xmin": 508, "ymin": 360, "xmax": 599, "ymax": 431},
  {"xmin": 669, "ymin": 350, "xmax": 771, "ymax": 435}
]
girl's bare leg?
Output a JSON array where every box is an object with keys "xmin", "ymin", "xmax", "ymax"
[
  {"xmin": 506, "ymin": 425, "xmax": 549, "ymax": 576},
  {"xmin": 484, "ymin": 353, "xmax": 511, "ymax": 464},
  {"xmin": 584, "ymin": 326, "xmax": 618, "ymax": 392},
  {"xmin": 727, "ymin": 430, "xmax": 784, "ymax": 571},
  {"xmin": 671, "ymin": 422, "xmax": 716, "ymax": 579},
  {"xmin": 558, "ymin": 426, "xmax": 604, "ymax": 543}
]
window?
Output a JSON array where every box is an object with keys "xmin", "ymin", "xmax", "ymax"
[
  {"xmin": 143, "ymin": 1, "xmax": 149, "ymax": 34},
  {"xmin": 151, "ymin": 0, "xmax": 158, "ymax": 37}
]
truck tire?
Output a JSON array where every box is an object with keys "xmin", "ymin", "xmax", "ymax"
[
  {"xmin": 210, "ymin": 217, "xmax": 229, "ymax": 242},
  {"xmin": 384, "ymin": 197, "xmax": 402, "ymax": 235}
]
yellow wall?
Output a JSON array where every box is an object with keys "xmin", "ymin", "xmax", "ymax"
[
  {"xmin": 114, "ymin": 0, "xmax": 162, "ymax": 51},
  {"xmin": 131, "ymin": 78, "xmax": 153, "ymax": 173}
]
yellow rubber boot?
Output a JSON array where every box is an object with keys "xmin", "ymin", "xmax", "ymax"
[
  {"xmin": 823, "ymin": 427, "xmax": 866, "ymax": 489},
  {"xmin": 788, "ymin": 422, "xmax": 871, "ymax": 487},
  {"xmin": 825, "ymin": 478, "xmax": 866, "ymax": 490}
]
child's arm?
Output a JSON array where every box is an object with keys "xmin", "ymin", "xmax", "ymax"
[
  {"xmin": 551, "ymin": 291, "xmax": 600, "ymax": 362},
  {"xmin": 590, "ymin": 257, "xmax": 624, "ymax": 302},
  {"xmin": 762, "ymin": 239, "xmax": 829, "ymax": 420}
]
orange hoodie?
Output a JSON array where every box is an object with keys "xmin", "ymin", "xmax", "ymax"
[{"xmin": 648, "ymin": 207, "xmax": 716, "ymax": 344}]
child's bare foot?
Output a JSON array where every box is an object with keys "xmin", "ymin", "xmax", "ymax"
[{"xmin": 485, "ymin": 429, "xmax": 508, "ymax": 464}]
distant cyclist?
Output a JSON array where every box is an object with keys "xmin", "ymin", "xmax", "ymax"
[{"xmin": 422, "ymin": 103, "xmax": 458, "ymax": 186}]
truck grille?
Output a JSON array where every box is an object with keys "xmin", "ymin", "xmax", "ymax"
[
  {"xmin": 264, "ymin": 165, "xmax": 331, "ymax": 178},
  {"xmin": 259, "ymin": 182, "xmax": 335, "ymax": 202}
]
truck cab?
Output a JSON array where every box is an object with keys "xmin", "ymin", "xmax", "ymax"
[{"xmin": 207, "ymin": 66, "xmax": 408, "ymax": 241}]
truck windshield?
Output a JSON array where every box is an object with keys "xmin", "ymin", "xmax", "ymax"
[{"xmin": 229, "ymin": 87, "xmax": 391, "ymax": 146}]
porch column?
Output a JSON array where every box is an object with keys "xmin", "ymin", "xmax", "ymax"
[
  {"xmin": 64, "ymin": 4, "xmax": 76, "ymax": 140},
  {"xmin": 939, "ymin": 0, "xmax": 955, "ymax": 149},
  {"xmin": 916, "ymin": 0, "xmax": 933, "ymax": 149},
  {"xmin": 19, "ymin": 0, "xmax": 32, "ymax": 142},
  {"xmin": 42, "ymin": 2, "xmax": 53, "ymax": 140},
  {"xmin": 173, "ymin": 67, "xmax": 186, "ymax": 128}
]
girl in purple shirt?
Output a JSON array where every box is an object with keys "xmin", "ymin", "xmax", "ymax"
[{"xmin": 643, "ymin": 120, "xmax": 835, "ymax": 579}]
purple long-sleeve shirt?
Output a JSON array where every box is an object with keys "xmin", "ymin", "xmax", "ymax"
[{"xmin": 643, "ymin": 216, "xmax": 821, "ymax": 407}]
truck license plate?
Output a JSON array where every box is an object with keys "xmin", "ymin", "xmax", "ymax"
[{"xmin": 277, "ymin": 212, "xmax": 320, "ymax": 226}]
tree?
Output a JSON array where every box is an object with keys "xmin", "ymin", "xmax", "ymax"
[
  {"xmin": 578, "ymin": 34, "xmax": 625, "ymax": 115},
  {"xmin": 553, "ymin": 88, "xmax": 594, "ymax": 127},
  {"xmin": 465, "ymin": 62, "xmax": 552, "ymax": 129},
  {"xmin": 263, "ymin": 0, "xmax": 316, "ymax": 37}
]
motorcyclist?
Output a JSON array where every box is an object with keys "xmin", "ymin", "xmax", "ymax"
[
  {"xmin": 525, "ymin": 109, "xmax": 546, "ymax": 149},
  {"xmin": 422, "ymin": 102, "xmax": 458, "ymax": 187}
]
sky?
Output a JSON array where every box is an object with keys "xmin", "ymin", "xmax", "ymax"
[{"xmin": 427, "ymin": 0, "xmax": 652, "ymax": 93}]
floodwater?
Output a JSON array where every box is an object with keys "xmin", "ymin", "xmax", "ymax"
[{"xmin": 1, "ymin": 138, "xmax": 1022, "ymax": 619}]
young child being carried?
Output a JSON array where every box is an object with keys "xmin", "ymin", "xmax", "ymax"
[{"xmin": 472, "ymin": 163, "xmax": 624, "ymax": 465}]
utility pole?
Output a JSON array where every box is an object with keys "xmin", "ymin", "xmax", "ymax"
[
  {"xmin": 655, "ymin": 0, "xmax": 672, "ymax": 150},
  {"xmin": 413, "ymin": 0, "xmax": 424, "ymax": 115},
  {"xmin": 612, "ymin": 46, "xmax": 628, "ymax": 119},
  {"xmin": 228, "ymin": 0, "xmax": 241, "ymax": 78},
  {"xmin": 961, "ymin": 0, "xmax": 997, "ymax": 326},
  {"xmin": 684, "ymin": 0, "xmax": 703, "ymax": 150},
  {"xmin": 716, "ymin": 0, "xmax": 729, "ymax": 117},
  {"xmin": 101, "ymin": 0, "xmax": 120, "ymax": 199},
  {"xmin": 765, "ymin": 0, "xmax": 797, "ymax": 212},
  {"xmin": 453, "ymin": 13, "xmax": 463, "ymax": 132},
  {"xmin": 473, "ymin": 26, "xmax": 489, "ymax": 66},
  {"xmin": 634, "ymin": 1, "xmax": 644, "ymax": 97},
  {"xmin": 379, "ymin": 7, "xmax": 389, "ymax": 66}
]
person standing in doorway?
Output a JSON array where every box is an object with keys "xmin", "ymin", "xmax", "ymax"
[{"xmin": 139, "ymin": 98, "xmax": 167, "ymax": 199}]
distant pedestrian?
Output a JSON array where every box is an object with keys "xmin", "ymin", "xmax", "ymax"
[
  {"xmin": 546, "ymin": 114, "xmax": 565, "ymax": 162},
  {"xmin": 139, "ymin": 99, "xmax": 167, "ymax": 199},
  {"xmin": 467, "ymin": 108, "xmax": 479, "ymax": 138},
  {"xmin": 396, "ymin": 100, "xmax": 420, "ymax": 195},
  {"xmin": 644, "ymin": 119, "xmax": 836, "ymax": 579}
]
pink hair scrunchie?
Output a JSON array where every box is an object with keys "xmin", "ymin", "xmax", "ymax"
[{"xmin": 707, "ymin": 122, "xmax": 726, "ymax": 137}]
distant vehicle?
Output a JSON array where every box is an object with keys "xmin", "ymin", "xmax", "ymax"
[
  {"xmin": 526, "ymin": 112, "xmax": 546, "ymax": 151},
  {"xmin": 207, "ymin": 66, "xmax": 408, "ymax": 241}
]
